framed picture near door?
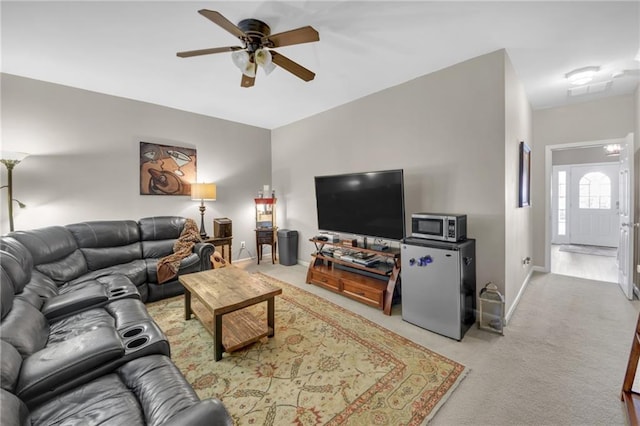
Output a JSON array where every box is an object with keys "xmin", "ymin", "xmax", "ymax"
[{"xmin": 519, "ymin": 141, "xmax": 531, "ymax": 207}]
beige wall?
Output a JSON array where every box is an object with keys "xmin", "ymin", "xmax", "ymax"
[
  {"xmin": 531, "ymin": 94, "xmax": 636, "ymax": 268},
  {"xmin": 272, "ymin": 50, "xmax": 510, "ymax": 304},
  {"xmin": 503, "ymin": 53, "xmax": 534, "ymax": 316},
  {"xmin": 0, "ymin": 74, "xmax": 272, "ymax": 260}
]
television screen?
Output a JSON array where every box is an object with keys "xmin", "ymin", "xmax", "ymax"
[{"xmin": 314, "ymin": 169, "xmax": 405, "ymax": 240}]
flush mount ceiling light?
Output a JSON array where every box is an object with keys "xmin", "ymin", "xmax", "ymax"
[{"xmin": 565, "ymin": 66, "xmax": 600, "ymax": 86}]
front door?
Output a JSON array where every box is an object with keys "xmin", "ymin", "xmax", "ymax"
[
  {"xmin": 618, "ymin": 133, "xmax": 635, "ymax": 300},
  {"xmin": 569, "ymin": 163, "xmax": 620, "ymax": 247}
]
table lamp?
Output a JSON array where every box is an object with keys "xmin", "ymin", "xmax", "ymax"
[{"xmin": 191, "ymin": 183, "xmax": 216, "ymax": 239}]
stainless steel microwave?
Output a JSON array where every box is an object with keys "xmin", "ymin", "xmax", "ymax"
[{"xmin": 411, "ymin": 213, "xmax": 467, "ymax": 242}]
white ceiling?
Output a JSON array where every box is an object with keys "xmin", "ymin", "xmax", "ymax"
[{"xmin": 2, "ymin": 1, "xmax": 639, "ymax": 130}]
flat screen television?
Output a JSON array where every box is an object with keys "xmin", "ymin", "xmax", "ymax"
[{"xmin": 314, "ymin": 169, "xmax": 405, "ymax": 240}]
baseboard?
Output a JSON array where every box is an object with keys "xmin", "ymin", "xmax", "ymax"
[{"xmin": 505, "ymin": 268, "xmax": 534, "ymax": 325}]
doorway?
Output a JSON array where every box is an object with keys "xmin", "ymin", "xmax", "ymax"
[{"xmin": 547, "ymin": 142, "xmax": 622, "ymax": 283}]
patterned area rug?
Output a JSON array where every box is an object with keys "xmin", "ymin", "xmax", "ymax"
[{"xmin": 146, "ymin": 273, "xmax": 467, "ymax": 425}]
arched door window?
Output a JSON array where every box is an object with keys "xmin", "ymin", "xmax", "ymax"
[{"xmin": 578, "ymin": 172, "xmax": 611, "ymax": 209}]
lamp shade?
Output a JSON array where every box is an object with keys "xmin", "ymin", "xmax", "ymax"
[
  {"xmin": 191, "ymin": 183, "xmax": 217, "ymax": 201},
  {"xmin": 0, "ymin": 151, "xmax": 29, "ymax": 163},
  {"xmin": 231, "ymin": 50, "xmax": 256, "ymax": 77},
  {"xmin": 255, "ymin": 48, "xmax": 275, "ymax": 75}
]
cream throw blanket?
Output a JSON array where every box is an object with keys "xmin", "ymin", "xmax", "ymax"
[{"xmin": 157, "ymin": 218, "xmax": 201, "ymax": 284}]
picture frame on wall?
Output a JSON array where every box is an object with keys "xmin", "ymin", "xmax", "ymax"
[
  {"xmin": 139, "ymin": 142, "xmax": 196, "ymax": 196},
  {"xmin": 519, "ymin": 141, "xmax": 531, "ymax": 207}
]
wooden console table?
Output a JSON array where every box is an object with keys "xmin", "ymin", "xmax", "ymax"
[{"xmin": 305, "ymin": 239, "xmax": 400, "ymax": 315}]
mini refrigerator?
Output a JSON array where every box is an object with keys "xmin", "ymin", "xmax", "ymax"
[{"xmin": 401, "ymin": 237, "xmax": 476, "ymax": 341}]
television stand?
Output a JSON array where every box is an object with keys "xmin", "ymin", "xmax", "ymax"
[{"xmin": 305, "ymin": 239, "xmax": 400, "ymax": 315}]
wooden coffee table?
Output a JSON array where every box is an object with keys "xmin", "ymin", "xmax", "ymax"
[{"xmin": 178, "ymin": 268, "xmax": 282, "ymax": 361}]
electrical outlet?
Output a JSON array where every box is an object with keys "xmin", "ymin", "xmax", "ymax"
[
  {"xmin": 240, "ymin": 241, "xmax": 246, "ymax": 249},
  {"xmin": 637, "ymin": 264, "xmax": 640, "ymax": 274}
]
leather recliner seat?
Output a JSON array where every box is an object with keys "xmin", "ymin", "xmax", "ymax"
[
  {"xmin": 0, "ymin": 216, "xmax": 232, "ymax": 424},
  {"xmin": 1, "ymin": 346, "xmax": 232, "ymax": 426},
  {"xmin": 0, "ymin": 274, "xmax": 170, "ymax": 408},
  {"xmin": 4, "ymin": 216, "xmax": 214, "ymax": 304}
]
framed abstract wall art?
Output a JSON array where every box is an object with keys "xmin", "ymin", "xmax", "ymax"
[{"xmin": 140, "ymin": 142, "xmax": 196, "ymax": 195}]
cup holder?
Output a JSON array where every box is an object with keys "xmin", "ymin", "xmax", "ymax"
[
  {"xmin": 120, "ymin": 321, "xmax": 169, "ymax": 357},
  {"xmin": 126, "ymin": 336, "xmax": 149, "ymax": 349},
  {"xmin": 110, "ymin": 287, "xmax": 128, "ymax": 298},
  {"xmin": 122, "ymin": 326, "xmax": 144, "ymax": 338}
]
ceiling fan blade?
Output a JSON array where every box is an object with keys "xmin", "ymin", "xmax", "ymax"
[
  {"xmin": 263, "ymin": 26, "xmax": 319, "ymax": 48},
  {"xmin": 198, "ymin": 9, "xmax": 247, "ymax": 39},
  {"xmin": 241, "ymin": 73, "xmax": 255, "ymax": 88},
  {"xmin": 177, "ymin": 46, "xmax": 242, "ymax": 58},
  {"xmin": 270, "ymin": 51, "xmax": 315, "ymax": 82}
]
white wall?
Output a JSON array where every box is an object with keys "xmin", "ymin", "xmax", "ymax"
[
  {"xmin": 272, "ymin": 50, "xmax": 508, "ymax": 302},
  {"xmin": 532, "ymin": 94, "xmax": 636, "ymax": 267},
  {"xmin": 503, "ymin": 53, "xmax": 533, "ymax": 315},
  {"xmin": 0, "ymin": 74, "xmax": 271, "ymax": 261}
]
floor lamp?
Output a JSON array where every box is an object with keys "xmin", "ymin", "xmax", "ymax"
[
  {"xmin": 191, "ymin": 183, "xmax": 217, "ymax": 239},
  {"xmin": 0, "ymin": 151, "xmax": 29, "ymax": 232}
]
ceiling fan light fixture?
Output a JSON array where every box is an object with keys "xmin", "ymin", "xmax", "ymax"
[
  {"xmin": 243, "ymin": 61, "xmax": 257, "ymax": 78},
  {"xmin": 255, "ymin": 48, "xmax": 275, "ymax": 75},
  {"xmin": 232, "ymin": 50, "xmax": 256, "ymax": 77},
  {"xmin": 255, "ymin": 48, "xmax": 272, "ymax": 66},
  {"xmin": 262, "ymin": 61, "xmax": 276, "ymax": 75},
  {"xmin": 565, "ymin": 66, "xmax": 600, "ymax": 86},
  {"xmin": 179, "ymin": 10, "xmax": 319, "ymax": 87},
  {"xmin": 231, "ymin": 50, "xmax": 250, "ymax": 71}
]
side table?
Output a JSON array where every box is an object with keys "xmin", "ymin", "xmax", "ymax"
[
  {"xmin": 203, "ymin": 236, "xmax": 233, "ymax": 265},
  {"xmin": 255, "ymin": 228, "xmax": 277, "ymax": 265}
]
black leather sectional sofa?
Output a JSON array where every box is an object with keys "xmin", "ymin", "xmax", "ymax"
[{"xmin": 0, "ymin": 216, "xmax": 232, "ymax": 425}]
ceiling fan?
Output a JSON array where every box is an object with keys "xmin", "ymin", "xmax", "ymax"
[{"xmin": 177, "ymin": 9, "xmax": 320, "ymax": 88}]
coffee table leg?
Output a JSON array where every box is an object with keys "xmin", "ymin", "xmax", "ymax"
[
  {"xmin": 267, "ymin": 297, "xmax": 275, "ymax": 337},
  {"xmin": 214, "ymin": 313, "xmax": 224, "ymax": 361},
  {"xmin": 184, "ymin": 289, "xmax": 191, "ymax": 321}
]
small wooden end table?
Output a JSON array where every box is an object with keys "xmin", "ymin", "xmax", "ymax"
[
  {"xmin": 255, "ymin": 228, "xmax": 277, "ymax": 265},
  {"xmin": 179, "ymin": 268, "xmax": 282, "ymax": 361},
  {"xmin": 203, "ymin": 236, "xmax": 233, "ymax": 264}
]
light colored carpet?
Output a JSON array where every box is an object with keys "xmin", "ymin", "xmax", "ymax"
[
  {"xmin": 235, "ymin": 261, "xmax": 640, "ymax": 425},
  {"xmin": 559, "ymin": 244, "xmax": 617, "ymax": 257},
  {"xmin": 147, "ymin": 273, "xmax": 466, "ymax": 425}
]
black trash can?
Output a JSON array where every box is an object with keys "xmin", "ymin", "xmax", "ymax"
[{"xmin": 277, "ymin": 229, "xmax": 298, "ymax": 266}]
